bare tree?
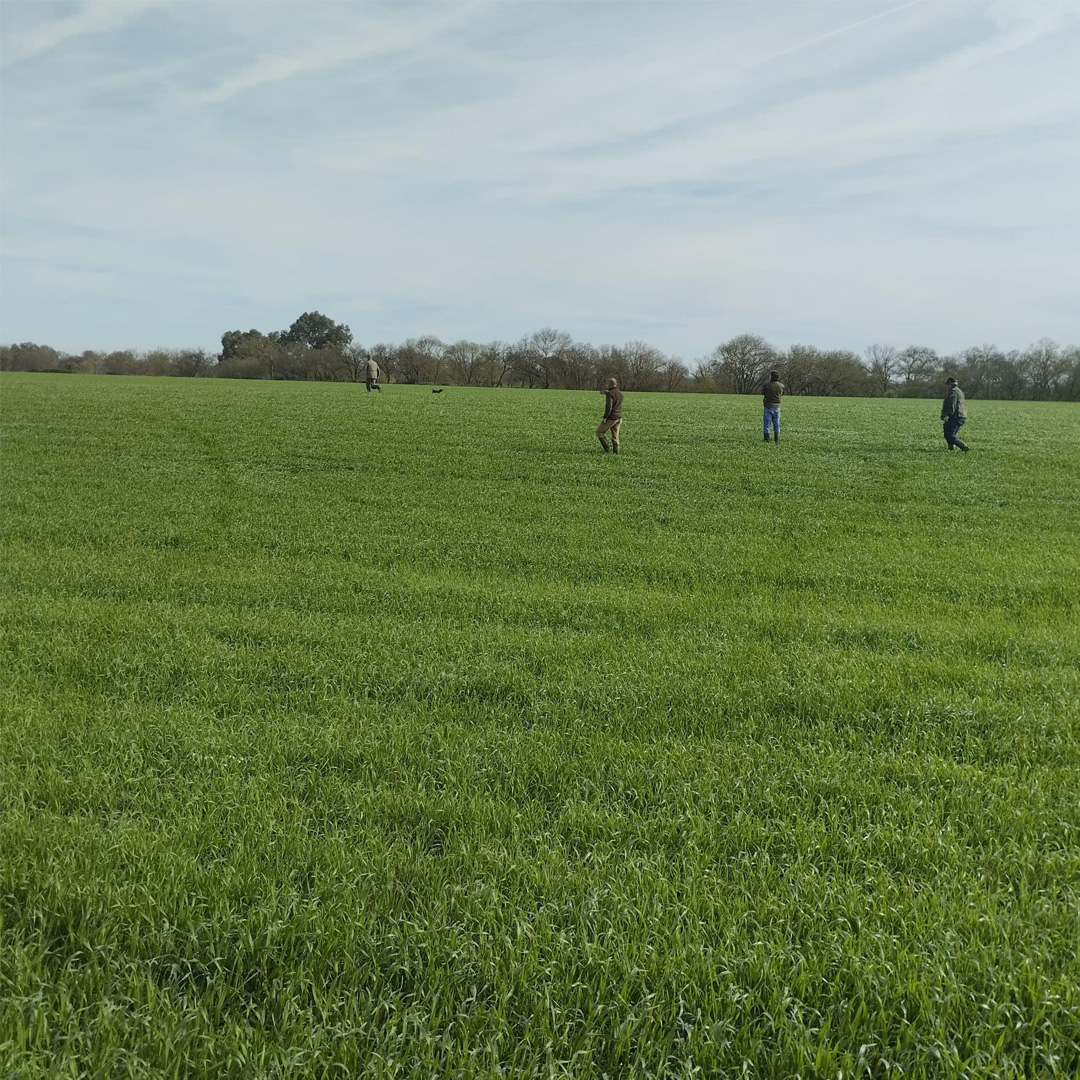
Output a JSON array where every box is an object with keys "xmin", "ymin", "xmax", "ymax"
[
  {"xmin": 809, "ymin": 350, "xmax": 869, "ymax": 396},
  {"xmin": 957, "ymin": 344, "xmax": 1002, "ymax": 398},
  {"xmin": 175, "ymin": 349, "xmax": 211, "ymax": 377},
  {"xmin": 445, "ymin": 340, "xmax": 486, "ymax": 386},
  {"xmin": 691, "ymin": 354, "xmax": 722, "ymax": 393},
  {"xmin": 396, "ymin": 336, "xmax": 446, "ymax": 384},
  {"xmin": 782, "ymin": 345, "xmax": 869, "ymax": 396},
  {"xmin": 897, "ymin": 345, "xmax": 939, "ymax": 395},
  {"xmin": 616, "ymin": 340, "xmax": 666, "ymax": 391},
  {"xmin": 659, "ymin": 357, "xmax": 689, "ymax": 393},
  {"xmin": 479, "ymin": 341, "xmax": 514, "ymax": 387},
  {"xmin": 712, "ymin": 334, "xmax": 778, "ymax": 394},
  {"xmin": 998, "ymin": 350, "xmax": 1031, "ymax": 400},
  {"xmin": 1026, "ymin": 338, "xmax": 1066, "ymax": 399},
  {"xmin": 517, "ymin": 328, "xmax": 574, "ymax": 389},
  {"xmin": 783, "ymin": 344, "xmax": 820, "ymax": 395},
  {"xmin": 864, "ymin": 343, "xmax": 898, "ymax": 396},
  {"xmin": 1060, "ymin": 345, "xmax": 1080, "ymax": 401}
]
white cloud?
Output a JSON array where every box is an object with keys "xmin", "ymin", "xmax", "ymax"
[{"xmin": 0, "ymin": 0, "xmax": 160, "ymax": 67}]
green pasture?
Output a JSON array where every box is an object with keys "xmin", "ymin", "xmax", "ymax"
[{"xmin": 2, "ymin": 373, "xmax": 1079, "ymax": 1078}]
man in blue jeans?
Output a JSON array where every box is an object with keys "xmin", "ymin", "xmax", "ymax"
[
  {"xmin": 940, "ymin": 376, "xmax": 969, "ymax": 451},
  {"xmin": 762, "ymin": 369, "xmax": 783, "ymax": 442}
]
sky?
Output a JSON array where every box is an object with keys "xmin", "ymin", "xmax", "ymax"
[{"xmin": 1, "ymin": 0, "xmax": 1078, "ymax": 360}]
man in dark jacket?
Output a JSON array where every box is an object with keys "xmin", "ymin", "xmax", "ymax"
[
  {"xmin": 596, "ymin": 378, "xmax": 623, "ymax": 453},
  {"xmin": 941, "ymin": 376, "xmax": 969, "ymax": 451},
  {"xmin": 762, "ymin": 369, "xmax": 783, "ymax": 442}
]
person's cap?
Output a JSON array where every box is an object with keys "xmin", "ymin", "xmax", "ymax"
[
  {"xmin": 607, "ymin": 377, "xmax": 618, "ymax": 387},
  {"xmin": 946, "ymin": 376, "xmax": 957, "ymax": 384}
]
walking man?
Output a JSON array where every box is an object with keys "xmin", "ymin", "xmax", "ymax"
[
  {"xmin": 596, "ymin": 377, "xmax": 623, "ymax": 453},
  {"xmin": 365, "ymin": 355, "xmax": 382, "ymax": 392},
  {"xmin": 762, "ymin": 369, "xmax": 783, "ymax": 442},
  {"xmin": 941, "ymin": 376, "xmax": 969, "ymax": 451}
]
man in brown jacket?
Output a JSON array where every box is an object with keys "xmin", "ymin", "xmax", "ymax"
[
  {"xmin": 596, "ymin": 378, "xmax": 623, "ymax": 453},
  {"xmin": 365, "ymin": 356, "xmax": 382, "ymax": 392},
  {"xmin": 762, "ymin": 369, "xmax": 783, "ymax": 442}
]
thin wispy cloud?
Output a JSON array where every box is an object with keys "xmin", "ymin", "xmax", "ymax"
[
  {"xmin": 1, "ymin": 1, "xmax": 1077, "ymax": 356},
  {"xmin": 0, "ymin": 0, "xmax": 160, "ymax": 68},
  {"xmin": 726, "ymin": 0, "xmax": 924, "ymax": 77},
  {"xmin": 195, "ymin": 5, "xmax": 477, "ymax": 105}
]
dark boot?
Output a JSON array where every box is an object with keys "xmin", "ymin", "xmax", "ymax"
[
  {"xmin": 955, "ymin": 439, "xmax": 969, "ymax": 452},
  {"xmin": 773, "ymin": 433, "xmax": 779, "ymax": 444},
  {"xmin": 598, "ymin": 437, "xmax": 610, "ymax": 453},
  {"xmin": 764, "ymin": 432, "xmax": 770, "ymax": 442},
  {"xmin": 611, "ymin": 442, "xmax": 619, "ymax": 454}
]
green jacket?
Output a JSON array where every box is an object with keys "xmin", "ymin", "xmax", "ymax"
[{"xmin": 941, "ymin": 385, "xmax": 967, "ymax": 421}]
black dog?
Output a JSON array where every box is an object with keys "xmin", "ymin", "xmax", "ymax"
[{"xmin": 432, "ymin": 388, "xmax": 444, "ymax": 394}]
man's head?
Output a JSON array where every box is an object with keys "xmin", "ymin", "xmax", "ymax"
[
  {"xmin": 769, "ymin": 369, "xmax": 780, "ymax": 382},
  {"xmin": 607, "ymin": 378, "xmax": 618, "ymax": 389},
  {"xmin": 946, "ymin": 376, "xmax": 957, "ymax": 386}
]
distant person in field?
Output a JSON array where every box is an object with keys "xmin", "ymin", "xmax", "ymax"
[
  {"xmin": 940, "ymin": 376, "xmax": 969, "ymax": 451},
  {"xmin": 596, "ymin": 378, "xmax": 623, "ymax": 453},
  {"xmin": 762, "ymin": 369, "xmax": 784, "ymax": 443},
  {"xmin": 365, "ymin": 356, "xmax": 382, "ymax": 392}
]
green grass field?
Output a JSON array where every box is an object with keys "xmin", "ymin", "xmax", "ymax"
[{"xmin": 2, "ymin": 373, "xmax": 1079, "ymax": 1079}]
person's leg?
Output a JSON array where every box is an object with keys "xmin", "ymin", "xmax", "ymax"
[
  {"xmin": 610, "ymin": 418, "xmax": 621, "ymax": 453},
  {"xmin": 764, "ymin": 407, "xmax": 779, "ymax": 441},
  {"xmin": 596, "ymin": 419, "xmax": 611, "ymax": 452},
  {"xmin": 952, "ymin": 417, "xmax": 968, "ymax": 451},
  {"xmin": 763, "ymin": 408, "xmax": 771, "ymax": 442},
  {"xmin": 944, "ymin": 416, "xmax": 960, "ymax": 448},
  {"xmin": 366, "ymin": 378, "xmax": 372, "ymax": 392}
]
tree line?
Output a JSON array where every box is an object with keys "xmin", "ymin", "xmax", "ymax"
[{"xmin": 4, "ymin": 311, "xmax": 1079, "ymax": 400}]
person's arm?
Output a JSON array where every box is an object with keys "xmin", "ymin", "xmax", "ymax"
[
  {"xmin": 941, "ymin": 390, "xmax": 954, "ymax": 420},
  {"xmin": 602, "ymin": 391, "xmax": 613, "ymax": 420}
]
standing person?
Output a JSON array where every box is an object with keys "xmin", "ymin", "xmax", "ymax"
[
  {"xmin": 596, "ymin": 378, "xmax": 623, "ymax": 454},
  {"xmin": 365, "ymin": 356, "xmax": 382, "ymax": 392},
  {"xmin": 762, "ymin": 369, "xmax": 784, "ymax": 443},
  {"xmin": 940, "ymin": 376, "xmax": 969, "ymax": 451}
]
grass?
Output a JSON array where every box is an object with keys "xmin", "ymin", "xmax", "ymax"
[{"xmin": 1, "ymin": 372, "xmax": 1079, "ymax": 1079}]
